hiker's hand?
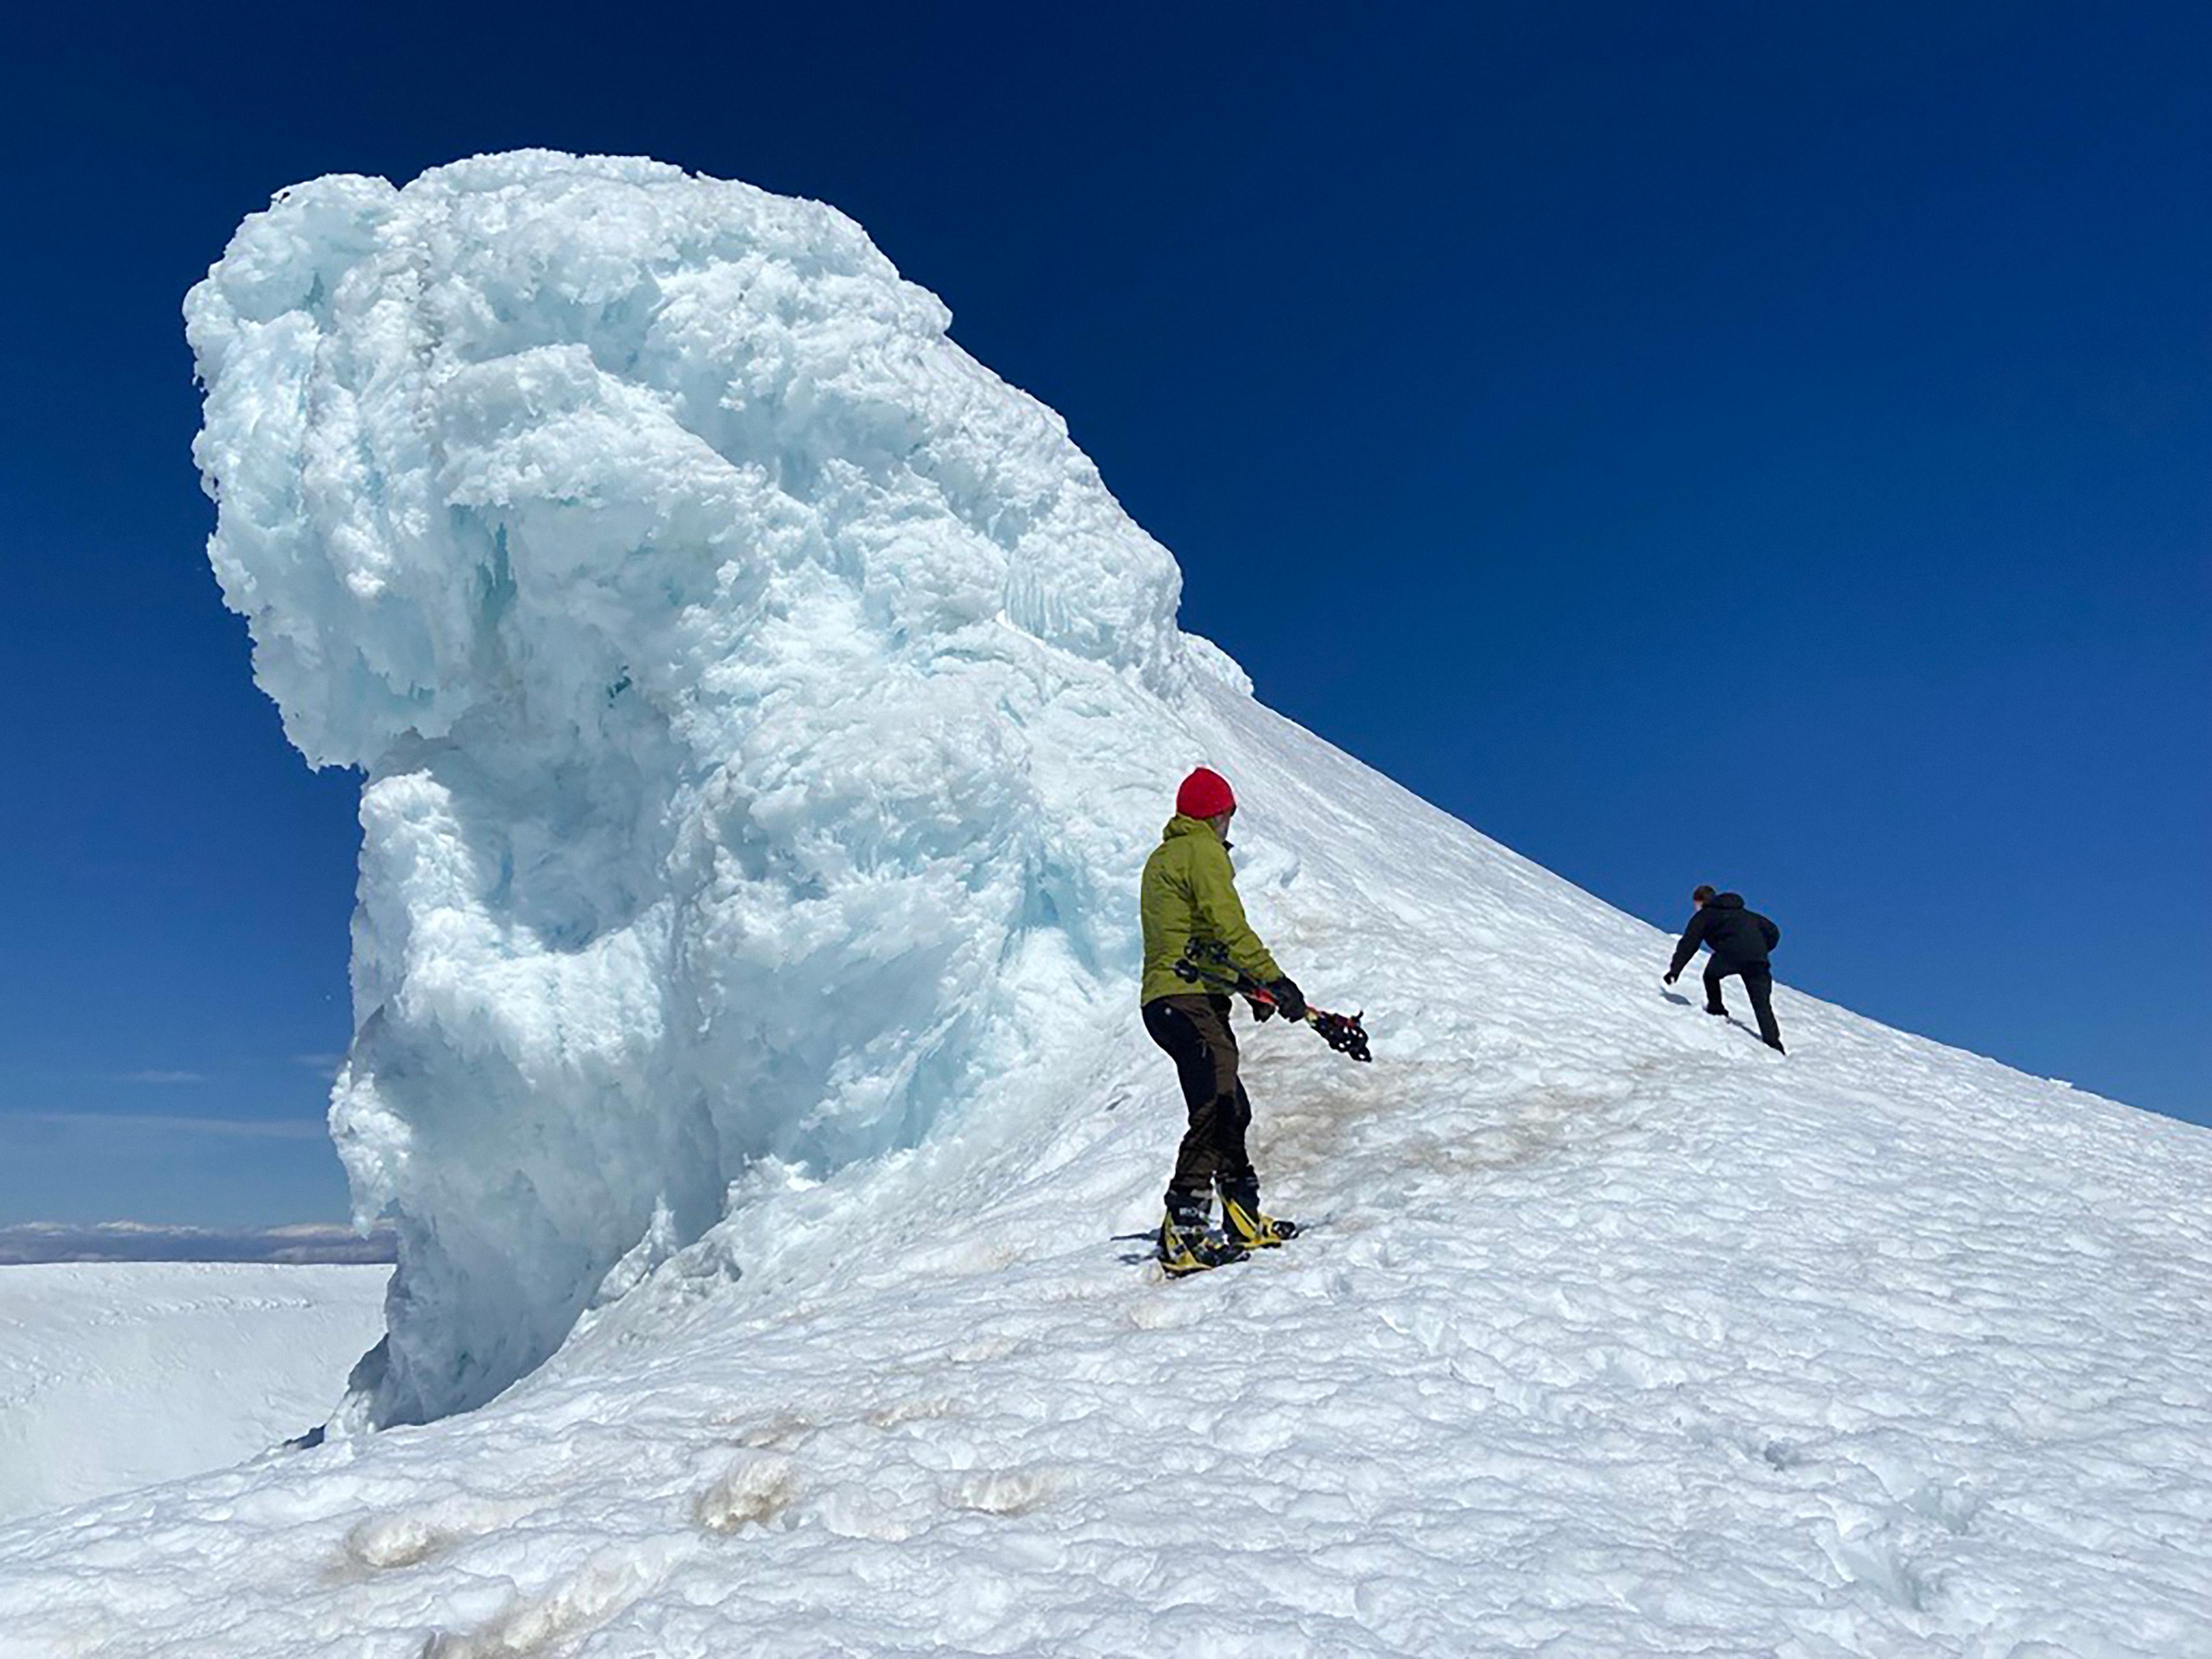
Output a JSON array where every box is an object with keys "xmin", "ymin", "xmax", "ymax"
[
  {"xmin": 1267, "ymin": 978, "xmax": 1306, "ymax": 1022},
  {"xmin": 1247, "ymin": 995, "xmax": 1276, "ymax": 1023},
  {"xmin": 1663, "ymin": 969, "xmax": 1679, "ymax": 986}
]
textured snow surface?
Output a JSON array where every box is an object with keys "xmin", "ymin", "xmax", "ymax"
[
  {"xmin": 0, "ymin": 1264, "xmax": 388, "ymax": 1521},
  {"xmin": 13, "ymin": 151, "xmax": 2203, "ymax": 1653},
  {"xmin": 3, "ymin": 680, "xmax": 2207, "ymax": 1654}
]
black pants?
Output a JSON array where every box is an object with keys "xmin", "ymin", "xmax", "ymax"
[
  {"xmin": 1143, "ymin": 994, "xmax": 1254, "ymax": 1196},
  {"xmin": 1705, "ymin": 959, "xmax": 1783, "ymax": 1050}
]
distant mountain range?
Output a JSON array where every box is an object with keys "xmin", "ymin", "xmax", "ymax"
[{"xmin": 0, "ymin": 1222, "xmax": 395, "ymax": 1265}]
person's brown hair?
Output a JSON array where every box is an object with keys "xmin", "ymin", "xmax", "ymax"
[{"xmin": 1692, "ymin": 884, "xmax": 1717, "ymax": 903}]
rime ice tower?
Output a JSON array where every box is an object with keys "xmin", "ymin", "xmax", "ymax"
[{"xmin": 187, "ymin": 151, "xmax": 1232, "ymax": 1425}]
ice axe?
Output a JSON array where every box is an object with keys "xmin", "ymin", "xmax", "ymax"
[{"xmin": 1173, "ymin": 941, "xmax": 1372, "ymax": 1063}]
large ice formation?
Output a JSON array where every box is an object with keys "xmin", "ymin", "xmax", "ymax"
[{"xmin": 187, "ymin": 152, "xmax": 1228, "ymax": 1425}]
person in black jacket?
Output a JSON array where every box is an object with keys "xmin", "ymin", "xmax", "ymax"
[{"xmin": 1666, "ymin": 885, "xmax": 1785, "ymax": 1052}]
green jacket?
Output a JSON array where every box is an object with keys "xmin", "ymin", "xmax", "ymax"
[{"xmin": 1139, "ymin": 815, "xmax": 1283, "ymax": 1005}]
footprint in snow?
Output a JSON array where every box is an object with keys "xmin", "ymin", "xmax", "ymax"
[
  {"xmin": 694, "ymin": 1451, "xmax": 800, "ymax": 1535},
  {"xmin": 951, "ymin": 1466, "xmax": 1059, "ymax": 1517}
]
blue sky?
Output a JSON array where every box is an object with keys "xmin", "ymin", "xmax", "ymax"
[{"xmin": 1, "ymin": 2, "xmax": 2204, "ymax": 1224}]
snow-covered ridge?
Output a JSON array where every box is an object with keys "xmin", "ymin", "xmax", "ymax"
[
  {"xmin": 187, "ymin": 151, "xmax": 1232, "ymax": 1427},
  {"xmin": 5, "ymin": 675, "xmax": 2208, "ymax": 1651}
]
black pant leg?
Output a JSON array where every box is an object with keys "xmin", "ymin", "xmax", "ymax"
[
  {"xmin": 1143, "ymin": 997, "xmax": 1244, "ymax": 1196},
  {"xmin": 1741, "ymin": 964, "xmax": 1783, "ymax": 1049},
  {"xmin": 1703, "ymin": 960, "xmax": 1730, "ymax": 1013},
  {"xmin": 1203, "ymin": 1003, "xmax": 1248, "ymax": 1184},
  {"xmin": 1217, "ymin": 1083, "xmax": 1256, "ymax": 1187}
]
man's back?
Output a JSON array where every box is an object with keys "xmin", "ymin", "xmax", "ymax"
[
  {"xmin": 1138, "ymin": 815, "xmax": 1281, "ymax": 1004},
  {"xmin": 1694, "ymin": 892, "xmax": 1776, "ymax": 966}
]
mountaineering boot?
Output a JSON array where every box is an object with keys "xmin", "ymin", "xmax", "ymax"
[
  {"xmin": 1158, "ymin": 1188, "xmax": 1244, "ymax": 1277},
  {"xmin": 1704, "ymin": 1002, "xmax": 1728, "ymax": 1017},
  {"xmin": 1218, "ymin": 1173, "xmax": 1298, "ymax": 1249}
]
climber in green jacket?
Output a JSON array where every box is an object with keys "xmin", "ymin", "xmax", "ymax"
[{"xmin": 1139, "ymin": 767, "xmax": 1305, "ymax": 1274}]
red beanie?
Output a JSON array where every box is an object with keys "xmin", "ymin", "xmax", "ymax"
[{"xmin": 1176, "ymin": 767, "xmax": 1236, "ymax": 819}]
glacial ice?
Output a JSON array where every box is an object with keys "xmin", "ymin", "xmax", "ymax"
[{"xmin": 187, "ymin": 151, "xmax": 1228, "ymax": 1425}]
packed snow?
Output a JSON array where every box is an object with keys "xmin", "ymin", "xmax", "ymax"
[
  {"xmin": 0, "ymin": 1263, "xmax": 387, "ymax": 1522},
  {"xmin": 2, "ymin": 151, "xmax": 2205, "ymax": 1654}
]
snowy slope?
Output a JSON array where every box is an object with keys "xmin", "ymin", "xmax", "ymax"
[
  {"xmin": 0, "ymin": 1263, "xmax": 388, "ymax": 1522},
  {"xmin": 3, "ymin": 681, "xmax": 2207, "ymax": 1654},
  {"xmin": 2, "ymin": 152, "xmax": 2206, "ymax": 1654}
]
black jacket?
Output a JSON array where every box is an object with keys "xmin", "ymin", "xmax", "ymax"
[{"xmin": 1669, "ymin": 893, "xmax": 1781, "ymax": 977}]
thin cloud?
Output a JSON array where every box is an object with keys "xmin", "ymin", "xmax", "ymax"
[
  {"xmin": 7, "ymin": 1111, "xmax": 327, "ymax": 1142},
  {"xmin": 118, "ymin": 1070, "xmax": 209, "ymax": 1085},
  {"xmin": 0, "ymin": 1220, "xmax": 394, "ymax": 1265},
  {"xmin": 293, "ymin": 1052, "xmax": 348, "ymax": 1074}
]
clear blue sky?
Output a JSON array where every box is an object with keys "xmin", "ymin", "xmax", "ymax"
[{"xmin": 1, "ymin": 2, "xmax": 2204, "ymax": 1225}]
